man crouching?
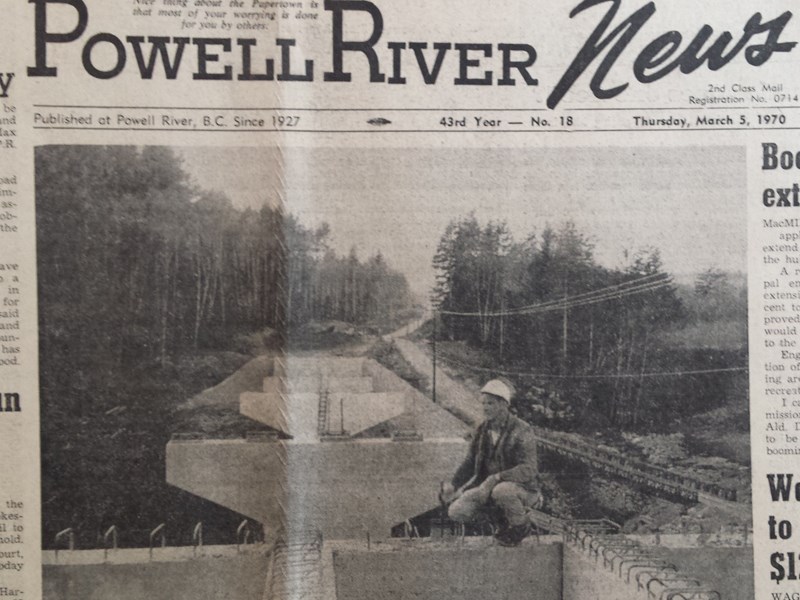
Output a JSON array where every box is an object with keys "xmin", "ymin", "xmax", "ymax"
[{"xmin": 441, "ymin": 378, "xmax": 541, "ymax": 547}]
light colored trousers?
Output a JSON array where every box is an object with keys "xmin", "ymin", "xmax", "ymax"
[{"xmin": 447, "ymin": 481, "xmax": 540, "ymax": 528}]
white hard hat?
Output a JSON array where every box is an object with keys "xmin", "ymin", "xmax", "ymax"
[{"xmin": 480, "ymin": 379, "xmax": 514, "ymax": 403}]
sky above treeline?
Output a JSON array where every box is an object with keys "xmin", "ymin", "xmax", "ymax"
[{"xmin": 179, "ymin": 145, "xmax": 746, "ymax": 297}]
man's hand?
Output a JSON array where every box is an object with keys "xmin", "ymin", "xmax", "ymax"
[
  {"xmin": 441, "ymin": 475, "xmax": 500, "ymax": 505},
  {"xmin": 441, "ymin": 482, "xmax": 471, "ymax": 504},
  {"xmin": 440, "ymin": 482, "xmax": 457, "ymax": 504},
  {"xmin": 475, "ymin": 474, "xmax": 500, "ymax": 501}
]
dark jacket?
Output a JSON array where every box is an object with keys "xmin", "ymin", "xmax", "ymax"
[{"xmin": 452, "ymin": 414, "xmax": 540, "ymax": 492}]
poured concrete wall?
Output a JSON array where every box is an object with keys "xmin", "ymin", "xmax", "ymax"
[
  {"xmin": 242, "ymin": 358, "xmax": 467, "ymax": 442},
  {"xmin": 362, "ymin": 359, "xmax": 470, "ymax": 439},
  {"xmin": 332, "ymin": 540, "xmax": 562, "ymax": 600},
  {"xmin": 276, "ymin": 356, "xmax": 366, "ymax": 379},
  {"xmin": 240, "ymin": 390, "xmax": 408, "ymax": 440},
  {"xmin": 274, "ymin": 376, "xmax": 375, "ymax": 394},
  {"xmin": 43, "ymin": 548, "xmax": 268, "ymax": 600},
  {"xmin": 167, "ymin": 438, "xmax": 467, "ymax": 539}
]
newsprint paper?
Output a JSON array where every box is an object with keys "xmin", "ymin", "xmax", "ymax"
[{"xmin": 4, "ymin": 0, "xmax": 800, "ymax": 599}]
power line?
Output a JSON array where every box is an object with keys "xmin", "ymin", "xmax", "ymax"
[
  {"xmin": 541, "ymin": 278, "xmax": 674, "ymax": 313},
  {"xmin": 503, "ymin": 272, "xmax": 667, "ymax": 315},
  {"xmin": 439, "ymin": 272, "xmax": 673, "ymax": 317},
  {"xmin": 437, "ymin": 354, "xmax": 747, "ymax": 380},
  {"xmin": 440, "ymin": 273, "xmax": 669, "ymax": 316}
]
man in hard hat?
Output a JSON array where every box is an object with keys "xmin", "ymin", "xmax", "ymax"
[{"xmin": 441, "ymin": 377, "xmax": 541, "ymax": 546}]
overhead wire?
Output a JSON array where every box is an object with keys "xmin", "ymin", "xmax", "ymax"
[
  {"xmin": 439, "ymin": 272, "xmax": 673, "ymax": 317},
  {"xmin": 436, "ymin": 354, "xmax": 747, "ymax": 380},
  {"xmin": 501, "ymin": 272, "xmax": 667, "ymax": 315}
]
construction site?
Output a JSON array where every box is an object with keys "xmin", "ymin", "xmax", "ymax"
[
  {"xmin": 42, "ymin": 348, "xmax": 753, "ymax": 600},
  {"xmin": 32, "ymin": 143, "xmax": 754, "ymax": 600}
]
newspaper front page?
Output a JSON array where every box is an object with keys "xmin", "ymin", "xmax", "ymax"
[{"xmin": 0, "ymin": 0, "xmax": 795, "ymax": 598}]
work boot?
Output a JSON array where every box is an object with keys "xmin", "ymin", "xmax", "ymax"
[{"xmin": 494, "ymin": 523, "xmax": 530, "ymax": 547}]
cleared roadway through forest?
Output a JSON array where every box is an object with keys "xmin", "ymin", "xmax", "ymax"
[{"xmin": 387, "ymin": 316, "xmax": 483, "ymax": 427}]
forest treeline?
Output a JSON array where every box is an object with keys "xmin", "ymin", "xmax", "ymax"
[
  {"xmin": 432, "ymin": 215, "xmax": 747, "ymax": 429},
  {"xmin": 36, "ymin": 145, "xmax": 413, "ymax": 406}
]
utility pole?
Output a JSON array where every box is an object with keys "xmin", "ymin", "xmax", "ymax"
[
  {"xmin": 431, "ymin": 310, "xmax": 437, "ymax": 404},
  {"xmin": 561, "ymin": 277, "xmax": 568, "ymax": 374}
]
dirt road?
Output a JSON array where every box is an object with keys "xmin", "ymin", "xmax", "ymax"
[{"xmin": 389, "ymin": 335, "xmax": 483, "ymax": 427}]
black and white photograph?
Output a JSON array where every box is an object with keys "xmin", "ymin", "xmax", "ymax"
[{"xmin": 36, "ymin": 144, "xmax": 751, "ymax": 600}]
